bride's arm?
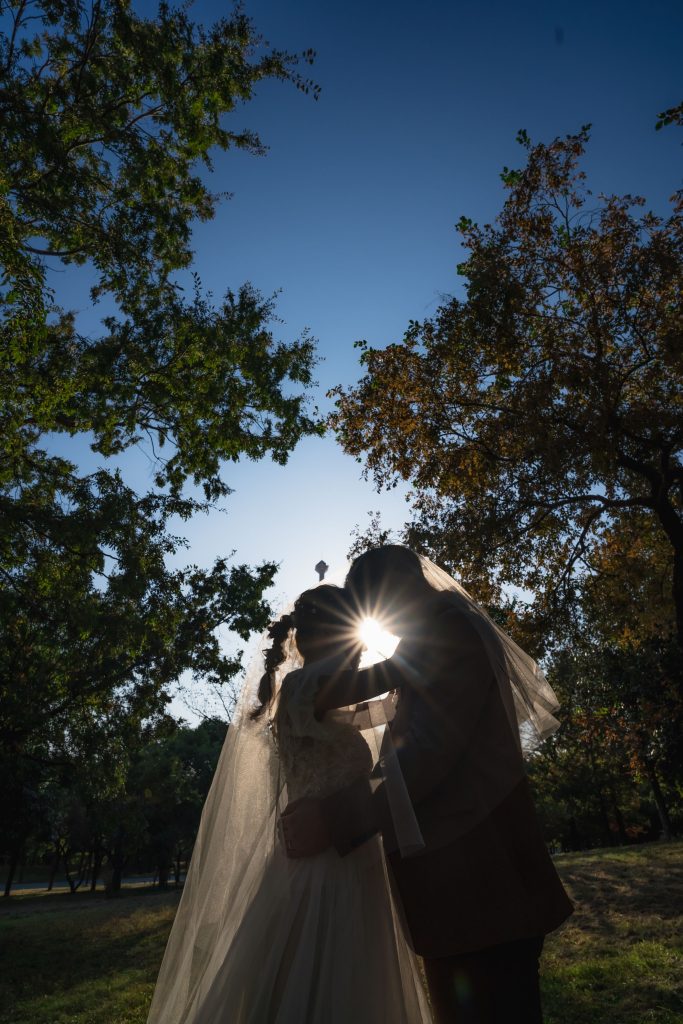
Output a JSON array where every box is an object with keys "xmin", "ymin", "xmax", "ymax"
[{"xmin": 313, "ymin": 647, "xmax": 406, "ymax": 719}]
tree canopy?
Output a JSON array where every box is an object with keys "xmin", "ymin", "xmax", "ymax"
[
  {"xmin": 331, "ymin": 126, "xmax": 683, "ymax": 649},
  {"xmin": 2, "ymin": 0, "xmax": 320, "ymax": 500},
  {"xmin": 1, "ymin": 0, "xmax": 321, "ymax": 885}
]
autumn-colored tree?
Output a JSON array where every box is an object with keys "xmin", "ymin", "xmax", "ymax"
[{"xmin": 331, "ymin": 126, "xmax": 683, "ymax": 651}]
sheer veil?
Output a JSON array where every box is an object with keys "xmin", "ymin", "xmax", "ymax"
[
  {"xmin": 146, "ymin": 568, "xmax": 423, "ymax": 1023},
  {"xmin": 146, "ymin": 623, "xmax": 301, "ymax": 1024},
  {"xmin": 417, "ymin": 555, "xmax": 561, "ymax": 752}
]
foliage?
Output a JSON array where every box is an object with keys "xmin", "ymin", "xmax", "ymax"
[
  {"xmin": 0, "ymin": 0, "xmax": 321, "ymax": 876},
  {"xmin": 330, "ymin": 126, "xmax": 683, "ymax": 645},
  {"xmin": 529, "ymin": 638, "xmax": 682, "ymax": 850},
  {"xmin": 656, "ymin": 101, "xmax": 683, "ymax": 133},
  {"xmin": 1, "ymin": 0, "xmax": 321, "ymax": 500},
  {"xmin": 2, "ymin": 716, "xmax": 228, "ymax": 897},
  {"xmin": 126, "ymin": 717, "xmax": 228, "ymax": 885},
  {"xmin": 347, "ymin": 509, "xmax": 397, "ymax": 561}
]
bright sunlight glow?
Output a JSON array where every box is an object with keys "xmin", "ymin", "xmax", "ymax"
[{"xmin": 358, "ymin": 617, "xmax": 400, "ymax": 668}]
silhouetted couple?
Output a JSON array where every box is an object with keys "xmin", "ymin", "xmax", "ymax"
[{"xmin": 147, "ymin": 546, "xmax": 572, "ymax": 1024}]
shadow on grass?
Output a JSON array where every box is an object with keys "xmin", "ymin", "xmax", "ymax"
[
  {"xmin": 542, "ymin": 842, "xmax": 683, "ymax": 1024},
  {"xmin": 0, "ymin": 888, "xmax": 181, "ymax": 1024},
  {"xmin": 1, "ymin": 843, "xmax": 682, "ymax": 1024},
  {"xmin": 543, "ymin": 947, "xmax": 683, "ymax": 1024}
]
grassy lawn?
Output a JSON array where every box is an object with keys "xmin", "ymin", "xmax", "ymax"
[
  {"xmin": 543, "ymin": 841, "xmax": 683, "ymax": 1024},
  {"xmin": 0, "ymin": 887, "xmax": 178, "ymax": 1024},
  {"xmin": 0, "ymin": 841, "xmax": 681, "ymax": 1023}
]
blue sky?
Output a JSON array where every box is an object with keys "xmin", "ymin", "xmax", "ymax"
[{"xmin": 46, "ymin": 0, "xmax": 682, "ymax": 717}]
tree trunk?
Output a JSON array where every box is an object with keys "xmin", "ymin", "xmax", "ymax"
[
  {"xmin": 107, "ymin": 827, "xmax": 125, "ymax": 896},
  {"xmin": 63, "ymin": 845, "xmax": 77, "ymax": 893},
  {"xmin": 47, "ymin": 843, "xmax": 59, "ymax": 891},
  {"xmin": 596, "ymin": 787, "xmax": 614, "ymax": 846},
  {"xmin": 83, "ymin": 848, "xmax": 92, "ymax": 888},
  {"xmin": 674, "ymin": 547, "xmax": 683, "ymax": 657},
  {"xmin": 91, "ymin": 840, "xmax": 104, "ymax": 893},
  {"xmin": 609, "ymin": 784, "xmax": 629, "ymax": 844},
  {"xmin": 566, "ymin": 815, "xmax": 582, "ymax": 851},
  {"xmin": 647, "ymin": 762, "xmax": 673, "ymax": 840},
  {"xmin": 74, "ymin": 849, "xmax": 87, "ymax": 890},
  {"xmin": 3, "ymin": 845, "xmax": 20, "ymax": 897}
]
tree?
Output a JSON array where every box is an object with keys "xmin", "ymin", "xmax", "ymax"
[
  {"xmin": 528, "ymin": 630, "xmax": 682, "ymax": 848},
  {"xmin": 330, "ymin": 126, "xmax": 683, "ymax": 651},
  {"xmin": 133, "ymin": 718, "xmax": 228, "ymax": 887},
  {"xmin": 2, "ymin": 0, "xmax": 320, "ymax": 502},
  {"xmin": 0, "ymin": 0, "xmax": 321, "ymax": 878}
]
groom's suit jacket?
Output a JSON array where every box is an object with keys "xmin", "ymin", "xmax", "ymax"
[{"xmin": 318, "ymin": 592, "xmax": 573, "ymax": 959}]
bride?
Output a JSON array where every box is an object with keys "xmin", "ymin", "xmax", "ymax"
[{"xmin": 146, "ymin": 582, "xmax": 433, "ymax": 1024}]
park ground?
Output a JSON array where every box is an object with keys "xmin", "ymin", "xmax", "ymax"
[{"xmin": 0, "ymin": 841, "xmax": 681, "ymax": 1024}]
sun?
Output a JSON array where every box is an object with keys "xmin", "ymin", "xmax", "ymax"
[{"xmin": 358, "ymin": 617, "xmax": 400, "ymax": 668}]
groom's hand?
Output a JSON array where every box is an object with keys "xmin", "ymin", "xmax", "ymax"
[{"xmin": 280, "ymin": 797, "xmax": 331, "ymax": 858}]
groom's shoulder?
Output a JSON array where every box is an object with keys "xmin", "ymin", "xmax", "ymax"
[
  {"xmin": 426, "ymin": 590, "xmax": 469, "ymax": 627},
  {"xmin": 426, "ymin": 595, "xmax": 488, "ymax": 655}
]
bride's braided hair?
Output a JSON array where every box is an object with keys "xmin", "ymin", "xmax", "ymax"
[{"xmin": 250, "ymin": 612, "xmax": 294, "ymax": 720}]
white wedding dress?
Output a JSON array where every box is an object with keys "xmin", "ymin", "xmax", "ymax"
[{"xmin": 181, "ymin": 668, "xmax": 432, "ymax": 1024}]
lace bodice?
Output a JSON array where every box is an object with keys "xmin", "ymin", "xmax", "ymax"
[{"xmin": 274, "ymin": 668, "xmax": 373, "ymax": 802}]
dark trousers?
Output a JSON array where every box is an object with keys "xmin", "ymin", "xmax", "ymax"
[{"xmin": 422, "ymin": 935, "xmax": 545, "ymax": 1024}]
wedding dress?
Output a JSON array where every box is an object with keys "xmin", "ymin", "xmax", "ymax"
[
  {"xmin": 182, "ymin": 668, "xmax": 431, "ymax": 1023},
  {"xmin": 147, "ymin": 661, "xmax": 432, "ymax": 1024}
]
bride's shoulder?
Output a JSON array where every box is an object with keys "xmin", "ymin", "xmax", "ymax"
[
  {"xmin": 277, "ymin": 665, "xmax": 322, "ymax": 714},
  {"xmin": 275, "ymin": 666, "xmax": 333, "ymax": 742},
  {"xmin": 278, "ymin": 667, "xmax": 306, "ymax": 704}
]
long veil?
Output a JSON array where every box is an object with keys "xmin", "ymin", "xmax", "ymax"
[
  {"xmin": 146, "ymin": 570, "xmax": 422, "ymax": 1024},
  {"xmin": 145, "ymin": 624, "xmax": 300, "ymax": 1024}
]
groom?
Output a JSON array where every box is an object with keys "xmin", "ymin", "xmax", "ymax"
[{"xmin": 281, "ymin": 546, "xmax": 573, "ymax": 1024}]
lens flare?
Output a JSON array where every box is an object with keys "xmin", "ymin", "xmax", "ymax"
[{"xmin": 358, "ymin": 617, "xmax": 400, "ymax": 667}]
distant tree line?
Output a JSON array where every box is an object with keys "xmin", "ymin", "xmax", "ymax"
[{"xmin": 1, "ymin": 716, "xmax": 226, "ymax": 896}]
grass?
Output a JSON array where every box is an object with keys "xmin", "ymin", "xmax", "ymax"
[
  {"xmin": 0, "ymin": 841, "xmax": 681, "ymax": 1023},
  {"xmin": 543, "ymin": 841, "xmax": 683, "ymax": 1023},
  {"xmin": 0, "ymin": 887, "xmax": 178, "ymax": 1024}
]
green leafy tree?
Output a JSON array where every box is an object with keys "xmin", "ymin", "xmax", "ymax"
[
  {"xmin": 1, "ymin": 0, "xmax": 321, "ymax": 883},
  {"xmin": 528, "ymin": 631, "xmax": 682, "ymax": 849},
  {"xmin": 331, "ymin": 126, "xmax": 683, "ymax": 650},
  {"xmin": 134, "ymin": 718, "xmax": 227, "ymax": 887}
]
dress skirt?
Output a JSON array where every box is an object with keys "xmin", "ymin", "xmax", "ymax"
[{"xmin": 183, "ymin": 834, "xmax": 432, "ymax": 1024}]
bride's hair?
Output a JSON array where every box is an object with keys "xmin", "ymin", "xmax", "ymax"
[
  {"xmin": 250, "ymin": 584, "xmax": 353, "ymax": 720},
  {"xmin": 250, "ymin": 612, "xmax": 295, "ymax": 720}
]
